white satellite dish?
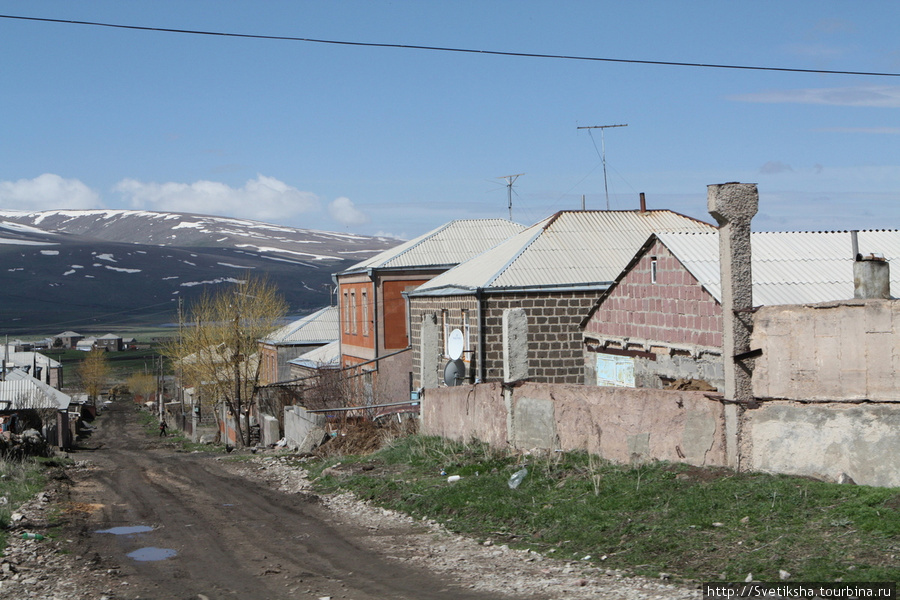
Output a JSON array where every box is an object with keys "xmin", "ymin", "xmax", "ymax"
[{"xmin": 447, "ymin": 328, "xmax": 465, "ymax": 360}]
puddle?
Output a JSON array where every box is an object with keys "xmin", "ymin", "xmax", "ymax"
[
  {"xmin": 127, "ymin": 547, "xmax": 177, "ymax": 562},
  {"xmin": 96, "ymin": 526, "xmax": 155, "ymax": 535}
]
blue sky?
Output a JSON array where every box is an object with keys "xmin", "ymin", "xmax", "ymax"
[{"xmin": 1, "ymin": 1, "xmax": 899, "ymax": 239}]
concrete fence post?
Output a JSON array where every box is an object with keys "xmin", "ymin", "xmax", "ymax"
[{"xmin": 708, "ymin": 182, "xmax": 759, "ymax": 468}]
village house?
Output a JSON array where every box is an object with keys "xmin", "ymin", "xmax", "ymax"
[
  {"xmin": 258, "ymin": 306, "xmax": 339, "ymax": 385},
  {"xmin": 580, "ymin": 229, "xmax": 900, "ymax": 391},
  {"xmin": 95, "ymin": 333, "xmax": 123, "ymax": 352},
  {"xmin": 334, "ymin": 218, "xmax": 525, "ymax": 405},
  {"xmin": 407, "ymin": 206, "xmax": 713, "ymax": 391},
  {"xmin": 53, "ymin": 331, "xmax": 83, "ymax": 349},
  {"xmin": 2, "ymin": 345, "xmax": 64, "ymax": 389},
  {"xmin": 0, "ymin": 368, "xmax": 73, "ymax": 448}
]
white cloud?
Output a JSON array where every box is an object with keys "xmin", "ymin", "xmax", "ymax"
[
  {"xmin": 0, "ymin": 173, "xmax": 102, "ymax": 211},
  {"xmin": 728, "ymin": 86, "xmax": 900, "ymax": 108},
  {"xmin": 328, "ymin": 196, "xmax": 369, "ymax": 227},
  {"xmin": 759, "ymin": 161, "xmax": 794, "ymax": 175},
  {"xmin": 115, "ymin": 175, "xmax": 320, "ymax": 222}
]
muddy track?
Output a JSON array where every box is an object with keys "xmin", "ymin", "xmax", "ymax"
[{"xmin": 59, "ymin": 402, "xmax": 499, "ymax": 600}]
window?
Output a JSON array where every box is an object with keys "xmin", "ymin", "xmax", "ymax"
[
  {"xmin": 350, "ymin": 291, "xmax": 357, "ymax": 335},
  {"xmin": 342, "ymin": 291, "xmax": 350, "ymax": 334},
  {"xmin": 651, "ymin": 257, "xmax": 658, "ymax": 284},
  {"xmin": 362, "ymin": 290, "xmax": 369, "ymax": 337}
]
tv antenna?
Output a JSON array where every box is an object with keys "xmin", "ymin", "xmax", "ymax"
[
  {"xmin": 498, "ymin": 173, "xmax": 524, "ymax": 220},
  {"xmin": 577, "ymin": 123, "xmax": 627, "ymax": 210}
]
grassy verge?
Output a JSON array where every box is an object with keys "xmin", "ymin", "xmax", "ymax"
[
  {"xmin": 306, "ymin": 435, "xmax": 900, "ymax": 583},
  {"xmin": 0, "ymin": 458, "xmax": 48, "ymax": 550}
]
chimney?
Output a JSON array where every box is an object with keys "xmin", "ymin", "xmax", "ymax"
[
  {"xmin": 854, "ymin": 260, "xmax": 891, "ymax": 301},
  {"xmin": 639, "ymin": 192, "xmax": 647, "ymax": 213}
]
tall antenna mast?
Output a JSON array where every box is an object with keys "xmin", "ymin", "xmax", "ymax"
[
  {"xmin": 577, "ymin": 123, "xmax": 627, "ymax": 210},
  {"xmin": 498, "ymin": 173, "xmax": 524, "ymax": 220}
]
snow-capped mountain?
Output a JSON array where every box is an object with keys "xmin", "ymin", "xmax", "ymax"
[{"xmin": 0, "ymin": 209, "xmax": 398, "ymax": 335}]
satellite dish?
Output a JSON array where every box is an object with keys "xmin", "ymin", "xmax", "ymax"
[
  {"xmin": 447, "ymin": 328, "xmax": 465, "ymax": 360},
  {"xmin": 443, "ymin": 358, "xmax": 466, "ymax": 386}
]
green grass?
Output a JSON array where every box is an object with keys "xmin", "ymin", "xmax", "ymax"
[
  {"xmin": 307, "ymin": 435, "xmax": 900, "ymax": 583},
  {"xmin": 0, "ymin": 458, "xmax": 48, "ymax": 550}
]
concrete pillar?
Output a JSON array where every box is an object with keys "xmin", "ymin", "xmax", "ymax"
[
  {"xmin": 502, "ymin": 307, "xmax": 529, "ymax": 382},
  {"xmin": 420, "ymin": 313, "xmax": 441, "ymax": 388},
  {"xmin": 708, "ymin": 183, "xmax": 758, "ymax": 469}
]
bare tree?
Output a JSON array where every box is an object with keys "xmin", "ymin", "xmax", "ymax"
[
  {"xmin": 165, "ymin": 276, "xmax": 287, "ymax": 447},
  {"xmin": 78, "ymin": 348, "xmax": 110, "ymax": 404},
  {"xmin": 126, "ymin": 372, "xmax": 157, "ymax": 403}
]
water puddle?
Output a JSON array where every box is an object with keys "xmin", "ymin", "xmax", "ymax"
[
  {"xmin": 96, "ymin": 526, "xmax": 155, "ymax": 535},
  {"xmin": 127, "ymin": 547, "xmax": 177, "ymax": 562}
]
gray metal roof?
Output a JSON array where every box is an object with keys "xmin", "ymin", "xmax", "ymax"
[
  {"xmin": 0, "ymin": 369, "xmax": 71, "ymax": 410},
  {"xmin": 2, "ymin": 349, "xmax": 61, "ymax": 369},
  {"xmin": 287, "ymin": 340, "xmax": 341, "ymax": 369},
  {"xmin": 261, "ymin": 306, "xmax": 339, "ymax": 345},
  {"xmin": 411, "ymin": 210, "xmax": 713, "ymax": 295},
  {"xmin": 338, "ymin": 219, "xmax": 526, "ymax": 274},
  {"xmin": 656, "ymin": 230, "xmax": 900, "ymax": 305}
]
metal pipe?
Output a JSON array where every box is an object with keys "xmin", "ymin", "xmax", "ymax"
[{"xmin": 851, "ymin": 230, "xmax": 860, "ymax": 261}]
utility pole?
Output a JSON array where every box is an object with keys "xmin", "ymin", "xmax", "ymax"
[
  {"xmin": 498, "ymin": 173, "xmax": 524, "ymax": 220},
  {"xmin": 577, "ymin": 123, "xmax": 627, "ymax": 210}
]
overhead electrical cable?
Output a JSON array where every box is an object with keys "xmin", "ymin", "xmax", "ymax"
[{"xmin": 2, "ymin": 13, "xmax": 899, "ymax": 77}]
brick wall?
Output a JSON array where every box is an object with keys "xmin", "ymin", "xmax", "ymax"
[{"xmin": 584, "ymin": 239, "xmax": 723, "ymax": 349}]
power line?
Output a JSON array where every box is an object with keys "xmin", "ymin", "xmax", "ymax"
[{"xmin": 2, "ymin": 13, "xmax": 899, "ymax": 78}]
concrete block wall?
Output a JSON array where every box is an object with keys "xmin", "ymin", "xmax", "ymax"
[
  {"xmin": 584, "ymin": 240, "xmax": 723, "ymax": 349},
  {"xmin": 283, "ymin": 405, "xmax": 327, "ymax": 452},
  {"xmin": 483, "ymin": 291, "xmax": 598, "ymax": 384},
  {"xmin": 409, "ymin": 295, "xmax": 479, "ymax": 389},
  {"xmin": 752, "ymin": 299, "xmax": 900, "ymax": 402}
]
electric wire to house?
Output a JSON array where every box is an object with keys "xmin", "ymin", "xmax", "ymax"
[{"xmin": 2, "ymin": 13, "xmax": 899, "ymax": 78}]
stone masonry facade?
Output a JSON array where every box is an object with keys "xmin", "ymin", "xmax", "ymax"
[{"xmin": 409, "ymin": 290, "xmax": 599, "ymax": 389}]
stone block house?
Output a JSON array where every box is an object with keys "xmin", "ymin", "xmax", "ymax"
[
  {"xmin": 407, "ymin": 208, "xmax": 714, "ymax": 390},
  {"xmin": 333, "ymin": 219, "xmax": 525, "ymax": 404},
  {"xmin": 581, "ymin": 229, "xmax": 900, "ymax": 391}
]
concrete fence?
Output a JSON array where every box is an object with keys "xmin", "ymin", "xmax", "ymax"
[
  {"xmin": 422, "ymin": 382, "xmax": 728, "ymax": 468},
  {"xmin": 422, "ymin": 381, "xmax": 900, "ymax": 487}
]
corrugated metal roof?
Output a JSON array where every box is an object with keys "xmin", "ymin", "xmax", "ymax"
[
  {"xmin": 412, "ymin": 210, "xmax": 713, "ymax": 294},
  {"xmin": 2, "ymin": 350, "xmax": 61, "ymax": 369},
  {"xmin": 287, "ymin": 340, "xmax": 341, "ymax": 369},
  {"xmin": 656, "ymin": 230, "xmax": 900, "ymax": 305},
  {"xmin": 0, "ymin": 369, "xmax": 71, "ymax": 410},
  {"xmin": 261, "ymin": 306, "xmax": 339, "ymax": 345},
  {"xmin": 338, "ymin": 219, "xmax": 526, "ymax": 274}
]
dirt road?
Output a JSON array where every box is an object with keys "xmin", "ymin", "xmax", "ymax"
[{"xmin": 58, "ymin": 402, "xmax": 499, "ymax": 600}]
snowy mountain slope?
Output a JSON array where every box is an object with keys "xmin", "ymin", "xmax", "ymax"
[{"xmin": 0, "ymin": 210, "xmax": 398, "ymax": 334}]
